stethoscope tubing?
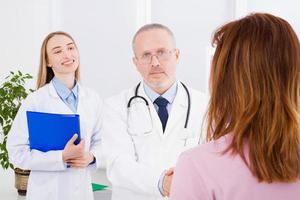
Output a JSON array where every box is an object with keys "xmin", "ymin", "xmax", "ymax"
[{"xmin": 127, "ymin": 82, "xmax": 191, "ymax": 129}]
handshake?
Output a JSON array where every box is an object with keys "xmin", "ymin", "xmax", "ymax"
[{"xmin": 163, "ymin": 167, "xmax": 175, "ymax": 197}]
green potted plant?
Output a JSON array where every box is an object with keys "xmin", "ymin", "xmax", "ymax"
[{"xmin": 0, "ymin": 71, "xmax": 33, "ymax": 195}]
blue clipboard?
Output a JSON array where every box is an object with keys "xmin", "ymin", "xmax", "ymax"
[{"xmin": 26, "ymin": 111, "xmax": 81, "ymax": 152}]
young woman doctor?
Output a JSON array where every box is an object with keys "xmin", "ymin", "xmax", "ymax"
[{"xmin": 7, "ymin": 31, "xmax": 103, "ymax": 200}]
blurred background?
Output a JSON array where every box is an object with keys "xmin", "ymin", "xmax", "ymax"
[{"xmin": 1, "ymin": 0, "xmax": 299, "ymax": 199}]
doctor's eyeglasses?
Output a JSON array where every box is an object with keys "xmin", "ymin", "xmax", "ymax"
[{"xmin": 136, "ymin": 49, "xmax": 176, "ymax": 64}]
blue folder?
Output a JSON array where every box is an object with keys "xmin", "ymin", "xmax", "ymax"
[{"xmin": 26, "ymin": 111, "xmax": 81, "ymax": 152}]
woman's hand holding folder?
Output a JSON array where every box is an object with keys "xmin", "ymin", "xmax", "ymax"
[
  {"xmin": 65, "ymin": 152, "xmax": 95, "ymax": 168},
  {"xmin": 62, "ymin": 134, "xmax": 84, "ymax": 161},
  {"xmin": 62, "ymin": 134, "xmax": 95, "ymax": 168}
]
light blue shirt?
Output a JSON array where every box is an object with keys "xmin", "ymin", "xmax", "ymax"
[
  {"xmin": 143, "ymin": 81, "xmax": 178, "ymax": 196},
  {"xmin": 143, "ymin": 81, "xmax": 177, "ymax": 113},
  {"xmin": 52, "ymin": 77, "xmax": 79, "ymax": 113}
]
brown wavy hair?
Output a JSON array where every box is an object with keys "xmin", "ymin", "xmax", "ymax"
[
  {"xmin": 207, "ymin": 13, "xmax": 300, "ymax": 182},
  {"xmin": 36, "ymin": 31, "xmax": 80, "ymax": 89}
]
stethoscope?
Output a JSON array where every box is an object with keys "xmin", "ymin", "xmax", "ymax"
[
  {"xmin": 126, "ymin": 82, "xmax": 192, "ymax": 161},
  {"xmin": 127, "ymin": 81, "xmax": 191, "ymax": 129}
]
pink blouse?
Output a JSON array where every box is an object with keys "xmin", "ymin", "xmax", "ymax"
[{"xmin": 170, "ymin": 135, "xmax": 300, "ymax": 200}]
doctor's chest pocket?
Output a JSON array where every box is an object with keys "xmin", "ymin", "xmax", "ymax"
[
  {"xmin": 127, "ymin": 101, "xmax": 153, "ymax": 136},
  {"xmin": 128, "ymin": 131, "xmax": 156, "ymax": 157},
  {"xmin": 127, "ymin": 111, "xmax": 154, "ymax": 152},
  {"xmin": 128, "ymin": 130, "xmax": 154, "ymax": 143}
]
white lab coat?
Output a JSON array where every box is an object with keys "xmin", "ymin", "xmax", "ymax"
[
  {"xmin": 7, "ymin": 82, "xmax": 103, "ymax": 200},
  {"xmin": 102, "ymin": 81, "xmax": 208, "ymax": 200}
]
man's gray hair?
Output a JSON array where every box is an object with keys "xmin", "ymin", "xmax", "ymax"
[{"xmin": 132, "ymin": 23, "xmax": 176, "ymax": 53}]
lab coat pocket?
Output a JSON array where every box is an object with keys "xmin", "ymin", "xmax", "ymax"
[
  {"xmin": 130, "ymin": 132, "xmax": 155, "ymax": 162},
  {"xmin": 127, "ymin": 101, "xmax": 153, "ymax": 136}
]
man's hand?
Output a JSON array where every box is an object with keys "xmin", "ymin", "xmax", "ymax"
[{"xmin": 163, "ymin": 167, "xmax": 174, "ymax": 197}]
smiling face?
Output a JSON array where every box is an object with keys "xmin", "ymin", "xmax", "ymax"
[
  {"xmin": 133, "ymin": 29, "xmax": 180, "ymax": 94},
  {"xmin": 46, "ymin": 34, "xmax": 79, "ymax": 78}
]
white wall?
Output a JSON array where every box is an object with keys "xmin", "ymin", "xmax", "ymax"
[
  {"xmin": 0, "ymin": 0, "xmax": 52, "ymax": 88},
  {"xmin": 57, "ymin": 0, "xmax": 140, "ymax": 97},
  {"xmin": 1, "ymin": 0, "xmax": 300, "ymax": 198},
  {"xmin": 1, "ymin": 0, "xmax": 299, "ymax": 97},
  {"xmin": 152, "ymin": 0, "xmax": 235, "ymax": 93},
  {"xmin": 247, "ymin": 0, "xmax": 300, "ymax": 36}
]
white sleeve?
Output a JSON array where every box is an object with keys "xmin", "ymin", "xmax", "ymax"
[
  {"xmin": 89, "ymin": 96, "xmax": 104, "ymax": 170},
  {"xmin": 7, "ymin": 98, "xmax": 66, "ymax": 171},
  {"xmin": 102, "ymin": 102, "xmax": 163, "ymax": 196}
]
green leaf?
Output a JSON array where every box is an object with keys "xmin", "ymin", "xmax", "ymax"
[
  {"xmin": 10, "ymin": 163, "xmax": 14, "ymax": 169},
  {"xmin": 0, "ymin": 70, "xmax": 33, "ymax": 170}
]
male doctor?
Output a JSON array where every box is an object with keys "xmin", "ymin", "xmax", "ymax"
[{"xmin": 102, "ymin": 23, "xmax": 207, "ymax": 200}]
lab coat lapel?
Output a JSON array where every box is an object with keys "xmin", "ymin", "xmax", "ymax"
[
  {"xmin": 164, "ymin": 83, "xmax": 188, "ymax": 136},
  {"xmin": 75, "ymin": 84, "xmax": 88, "ymax": 140},
  {"xmin": 48, "ymin": 82, "xmax": 73, "ymax": 114},
  {"xmin": 75, "ymin": 83, "xmax": 87, "ymax": 115}
]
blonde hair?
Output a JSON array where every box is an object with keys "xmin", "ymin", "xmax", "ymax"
[
  {"xmin": 207, "ymin": 13, "xmax": 300, "ymax": 182},
  {"xmin": 36, "ymin": 31, "xmax": 80, "ymax": 89}
]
